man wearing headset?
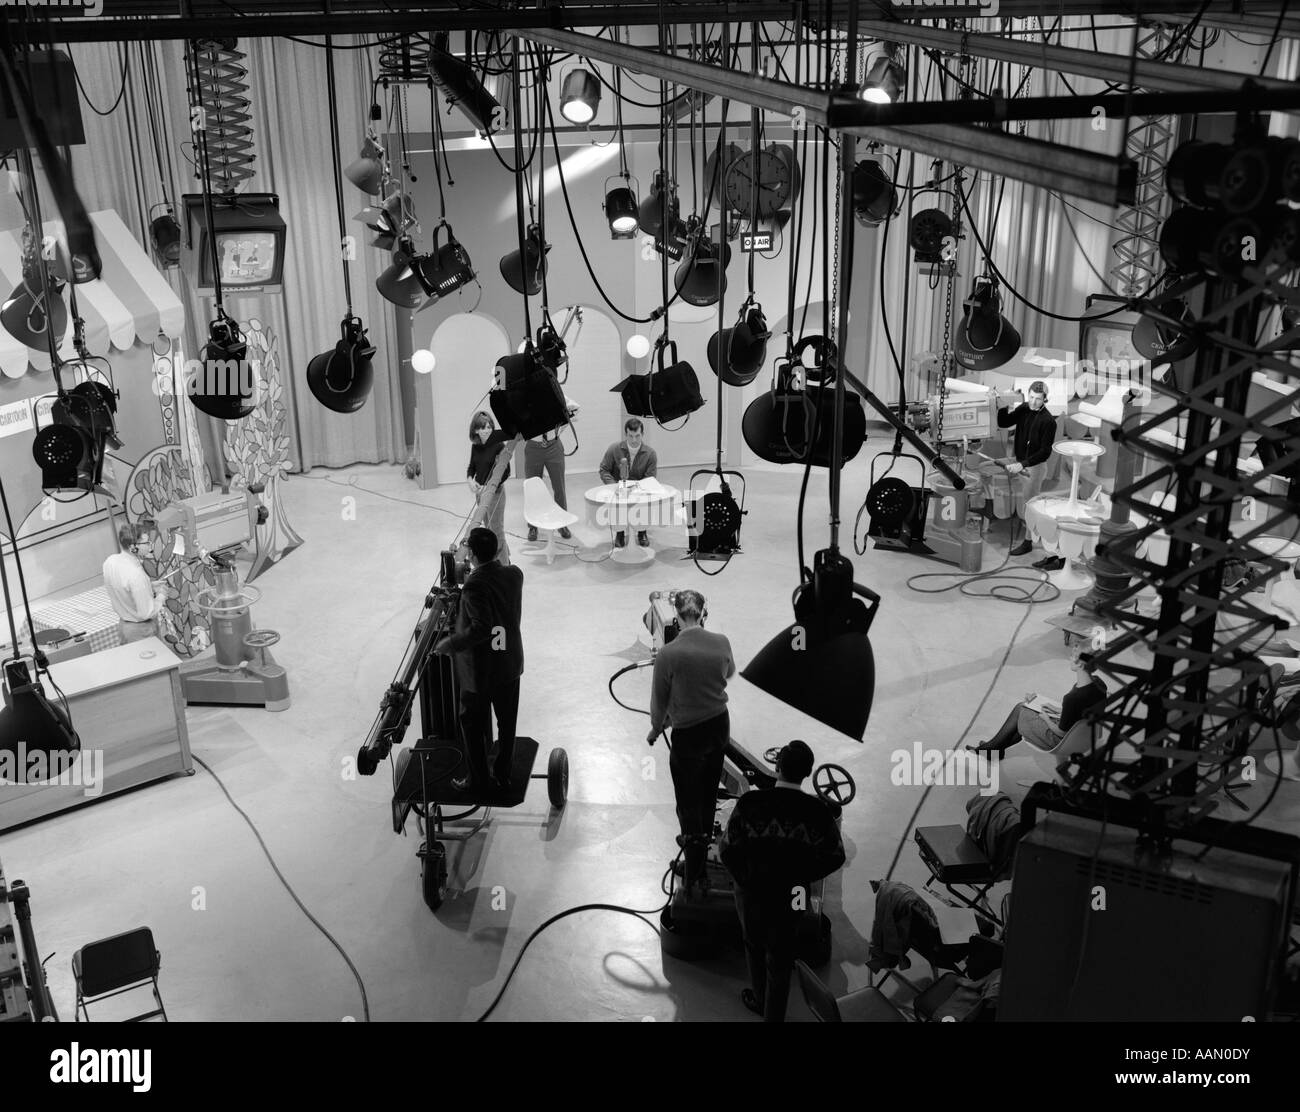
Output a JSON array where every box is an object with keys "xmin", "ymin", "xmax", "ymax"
[
  {"xmin": 720, "ymin": 740, "xmax": 846, "ymax": 1022},
  {"xmin": 996, "ymin": 379, "xmax": 1057, "ymax": 560},
  {"xmin": 647, "ymin": 590, "xmax": 735, "ymax": 894}
]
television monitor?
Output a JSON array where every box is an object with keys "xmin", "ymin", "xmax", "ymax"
[{"xmin": 182, "ymin": 193, "xmax": 287, "ymax": 296}]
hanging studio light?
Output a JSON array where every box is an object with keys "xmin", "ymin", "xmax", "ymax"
[
  {"xmin": 560, "ymin": 68, "xmax": 601, "ymax": 125},
  {"xmin": 0, "ymin": 660, "xmax": 79, "ymax": 759},
  {"xmin": 742, "ymin": 549, "xmax": 880, "ymax": 740},
  {"xmin": 674, "ymin": 238, "xmax": 731, "ymax": 307},
  {"xmin": 413, "ymin": 223, "xmax": 476, "ymax": 301},
  {"xmin": 31, "ymin": 380, "xmax": 120, "ymax": 491},
  {"xmin": 344, "ymin": 136, "xmax": 385, "ymax": 195},
  {"xmin": 188, "ymin": 315, "xmax": 256, "ymax": 421},
  {"xmin": 376, "ymin": 238, "xmax": 426, "ymax": 308},
  {"xmin": 2, "ymin": 269, "xmax": 69, "ymax": 349},
  {"xmin": 954, "ymin": 277, "xmax": 1020, "ymax": 371},
  {"xmin": 861, "ymin": 56, "xmax": 906, "ymax": 105},
  {"xmin": 150, "ymin": 208, "xmax": 182, "ymax": 267},
  {"xmin": 428, "ymin": 32, "xmax": 503, "ymax": 135},
  {"xmin": 307, "ymin": 315, "xmax": 376, "ymax": 413},
  {"xmin": 853, "ymin": 159, "xmax": 896, "ymax": 227},
  {"xmin": 707, "ymin": 301, "xmax": 770, "ymax": 387},
  {"xmin": 604, "ymin": 179, "xmax": 639, "ymax": 239},
  {"xmin": 499, "ymin": 224, "xmax": 549, "ymax": 295}
]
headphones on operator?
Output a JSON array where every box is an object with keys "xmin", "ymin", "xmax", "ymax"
[{"xmin": 673, "ymin": 590, "xmax": 708, "ymax": 624}]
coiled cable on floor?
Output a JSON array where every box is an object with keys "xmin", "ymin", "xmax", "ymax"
[
  {"xmin": 905, "ymin": 548, "xmax": 1062, "ymax": 604},
  {"xmin": 192, "ymin": 755, "xmax": 371, "ymax": 1021}
]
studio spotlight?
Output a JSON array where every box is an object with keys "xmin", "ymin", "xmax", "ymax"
[
  {"xmin": 149, "ymin": 205, "xmax": 182, "ymax": 267},
  {"xmin": 376, "ymin": 238, "xmax": 427, "ymax": 308},
  {"xmin": 188, "ymin": 314, "xmax": 256, "ymax": 421},
  {"xmin": 638, "ymin": 173, "xmax": 687, "ymax": 255},
  {"xmin": 741, "ymin": 548, "xmax": 880, "ymax": 741},
  {"xmin": 604, "ymin": 177, "xmax": 639, "ymax": 239},
  {"xmin": 611, "ymin": 339, "xmax": 704, "ymax": 422},
  {"xmin": 908, "ymin": 207, "xmax": 953, "ymax": 267},
  {"xmin": 489, "ymin": 343, "xmax": 570, "ymax": 439},
  {"xmin": 344, "ymin": 136, "xmax": 385, "ymax": 195},
  {"xmin": 707, "ymin": 300, "xmax": 770, "ymax": 387},
  {"xmin": 1157, "ymin": 206, "xmax": 1203, "ymax": 275},
  {"xmin": 0, "ymin": 660, "xmax": 79, "ymax": 758},
  {"xmin": 2, "ymin": 264, "xmax": 68, "ymax": 349},
  {"xmin": 560, "ymin": 68, "xmax": 601, "ymax": 125},
  {"xmin": 428, "ymin": 32, "xmax": 503, "ymax": 135},
  {"xmin": 954, "ymin": 276, "xmax": 1020, "ymax": 371},
  {"xmin": 1166, "ymin": 139, "xmax": 1269, "ymax": 213},
  {"xmin": 31, "ymin": 380, "xmax": 120, "ymax": 492},
  {"xmin": 674, "ymin": 237, "xmax": 731, "ymax": 307},
  {"xmin": 861, "ymin": 56, "xmax": 906, "ymax": 105},
  {"xmin": 412, "ymin": 223, "xmax": 476, "ymax": 301},
  {"xmin": 307, "ymin": 315, "xmax": 376, "ymax": 414},
  {"xmin": 499, "ymin": 224, "xmax": 549, "ymax": 295},
  {"xmin": 852, "ymin": 159, "xmax": 896, "ymax": 227},
  {"xmin": 1133, "ymin": 297, "xmax": 1198, "ymax": 365}
]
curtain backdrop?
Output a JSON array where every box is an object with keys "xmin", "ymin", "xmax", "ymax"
[{"xmin": 61, "ymin": 35, "xmax": 404, "ymax": 473}]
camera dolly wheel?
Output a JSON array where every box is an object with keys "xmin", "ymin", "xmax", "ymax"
[
  {"xmin": 419, "ymin": 840, "xmax": 448, "ymax": 911},
  {"xmin": 546, "ymin": 748, "xmax": 569, "ymax": 808}
]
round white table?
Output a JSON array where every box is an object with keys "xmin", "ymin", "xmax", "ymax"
[
  {"xmin": 1024, "ymin": 439, "xmax": 1107, "ymax": 590},
  {"xmin": 584, "ymin": 480, "xmax": 681, "ymax": 565}
]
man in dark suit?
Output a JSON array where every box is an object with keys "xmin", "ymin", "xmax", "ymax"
[{"xmin": 434, "ymin": 527, "xmax": 524, "ymax": 791}]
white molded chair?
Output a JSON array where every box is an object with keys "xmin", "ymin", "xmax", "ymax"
[
  {"xmin": 1023, "ymin": 720, "xmax": 1096, "ymax": 783},
  {"xmin": 523, "ymin": 477, "xmax": 579, "ymax": 564}
]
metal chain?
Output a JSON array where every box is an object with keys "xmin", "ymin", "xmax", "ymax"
[
  {"xmin": 935, "ymin": 170, "xmax": 962, "ymax": 446},
  {"xmin": 828, "ymin": 58, "xmax": 842, "ymax": 342}
]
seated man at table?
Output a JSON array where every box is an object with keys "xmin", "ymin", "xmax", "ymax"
[
  {"xmin": 599, "ymin": 417, "xmax": 659, "ymax": 548},
  {"xmin": 102, "ymin": 518, "xmax": 166, "ymax": 644}
]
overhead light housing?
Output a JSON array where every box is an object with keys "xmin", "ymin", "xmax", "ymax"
[
  {"xmin": 307, "ymin": 314, "xmax": 376, "ymax": 414},
  {"xmin": 861, "ymin": 56, "xmax": 906, "ymax": 105},
  {"xmin": 428, "ymin": 32, "xmax": 503, "ymax": 135},
  {"xmin": 2, "ymin": 268, "xmax": 68, "ymax": 349},
  {"xmin": 852, "ymin": 159, "xmax": 896, "ymax": 227},
  {"xmin": 674, "ymin": 236, "xmax": 731, "ymax": 307},
  {"xmin": 954, "ymin": 276, "xmax": 1020, "ymax": 371},
  {"xmin": 560, "ymin": 68, "xmax": 601, "ymax": 125},
  {"xmin": 742, "ymin": 549, "xmax": 880, "ymax": 741},
  {"xmin": 150, "ymin": 208, "xmax": 182, "ymax": 267},
  {"xmin": 344, "ymin": 136, "xmax": 385, "ymax": 195},
  {"xmin": 604, "ymin": 177, "xmax": 639, "ymax": 239},
  {"xmin": 376, "ymin": 237, "xmax": 426, "ymax": 308},
  {"xmin": 499, "ymin": 224, "xmax": 549, "ymax": 295},
  {"xmin": 31, "ymin": 380, "xmax": 120, "ymax": 492},
  {"xmin": 413, "ymin": 223, "xmax": 477, "ymax": 301},
  {"xmin": 0, "ymin": 660, "xmax": 79, "ymax": 758},
  {"xmin": 189, "ymin": 315, "xmax": 256, "ymax": 421}
]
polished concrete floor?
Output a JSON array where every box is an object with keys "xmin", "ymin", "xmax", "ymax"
[{"xmin": 4, "ymin": 456, "xmax": 1297, "ymax": 1021}]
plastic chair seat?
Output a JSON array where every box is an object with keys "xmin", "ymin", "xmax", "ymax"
[
  {"xmin": 73, "ymin": 926, "xmax": 167, "ymax": 1022},
  {"xmin": 523, "ymin": 478, "xmax": 578, "ymax": 531}
]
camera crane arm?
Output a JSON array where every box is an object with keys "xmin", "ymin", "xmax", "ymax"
[{"xmin": 355, "ymin": 434, "xmax": 522, "ymax": 776}]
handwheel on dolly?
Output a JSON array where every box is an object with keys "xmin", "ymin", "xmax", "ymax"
[
  {"xmin": 547, "ymin": 748, "xmax": 569, "ymax": 808},
  {"xmin": 813, "ymin": 764, "xmax": 856, "ymax": 807}
]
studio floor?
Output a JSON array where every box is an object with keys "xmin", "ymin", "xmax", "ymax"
[{"xmin": 5, "ymin": 456, "xmax": 1298, "ymax": 1022}]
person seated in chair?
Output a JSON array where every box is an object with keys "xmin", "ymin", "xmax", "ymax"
[
  {"xmin": 972, "ymin": 648, "xmax": 1106, "ymax": 756},
  {"xmin": 599, "ymin": 417, "xmax": 658, "ymax": 548},
  {"xmin": 720, "ymin": 741, "xmax": 846, "ymax": 1023}
]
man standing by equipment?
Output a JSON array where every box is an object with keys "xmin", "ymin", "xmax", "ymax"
[
  {"xmin": 646, "ymin": 590, "xmax": 734, "ymax": 894},
  {"xmin": 720, "ymin": 740, "xmax": 846, "ymax": 1022},
  {"xmin": 102, "ymin": 519, "xmax": 166, "ymax": 644},
  {"xmin": 525, "ymin": 395, "xmax": 580, "ymax": 543},
  {"xmin": 599, "ymin": 418, "xmax": 658, "ymax": 548},
  {"xmin": 434, "ymin": 528, "xmax": 524, "ymax": 792},
  {"xmin": 996, "ymin": 379, "xmax": 1057, "ymax": 559}
]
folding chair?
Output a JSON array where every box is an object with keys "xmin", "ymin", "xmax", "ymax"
[
  {"xmin": 913, "ymin": 825, "xmax": 1009, "ymax": 930},
  {"xmin": 794, "ymin": 961, "xmax": 907, "ymax": 1022},
  {"xmin": 73, "ymin": 927, "xmax": 168, "ymax": 1021}
]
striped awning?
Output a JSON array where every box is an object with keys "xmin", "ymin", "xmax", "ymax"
[{"xmin": 0, "ymin": 209, "xmax": 185, "ymax": 379}]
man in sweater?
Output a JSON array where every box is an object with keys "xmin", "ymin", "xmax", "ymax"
[
  {"xmin": 720, "ymin": 740, "xmax": 846, "ymax": 1022},
  {"xmin": 599, "ymin": 418, "xmax": 658, "ymax": 547},
  {"xmin": 434, "ymin": 528, "xmax": 525, "ymax": 792},
  {"xmin": 996, "ymin": 380, "xmax": 1057, "ymax": 561},
  {"xmin": 647, "ymin": 590, "xmax": 735, "ymax": 892}
]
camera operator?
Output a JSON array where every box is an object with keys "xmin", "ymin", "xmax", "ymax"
[{"xmin": 646, "ymin": 590, "xmax": 735, "ymax": 894}]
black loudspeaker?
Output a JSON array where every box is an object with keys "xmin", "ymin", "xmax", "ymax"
[{"xmin": 490, "ymin": 349, "xmax": 568, "ymax": 439}]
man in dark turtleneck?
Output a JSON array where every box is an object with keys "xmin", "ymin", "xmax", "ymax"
[{"xmin": 996, "ymin": 379, "xmax": 1057, "ymax": 560}]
